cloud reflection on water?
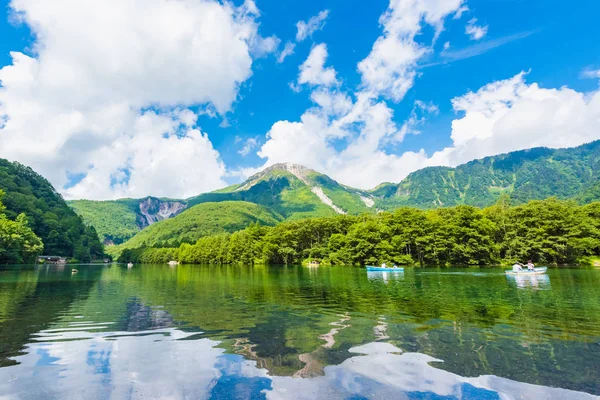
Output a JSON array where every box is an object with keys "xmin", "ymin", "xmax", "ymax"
[{"xmin": 0, "ymin": 327, "xmax": 595, "ymax": 400}]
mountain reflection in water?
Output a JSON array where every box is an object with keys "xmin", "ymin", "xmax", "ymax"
[
  {"xmin": 0, "ymin": 264, "xmax": 599, "ymax": 399},
  {"xmin": 0, "ymin": 327, "xmax": 595, "ymax": 400}
]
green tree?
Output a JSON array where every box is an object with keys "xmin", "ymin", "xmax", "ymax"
[{"xmin": 0, "ymin": 190, "xmax": 43, "ymax": 264}]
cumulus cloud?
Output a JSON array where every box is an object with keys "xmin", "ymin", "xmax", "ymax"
[
  {"xmin": 257, "ymin": 69, "xmax": 600, "ymax": 189},
  {"xmin": 298, "ymin": 44, "xmax": 338, "ymax": 87},
  {"xmin": 358, "ymin": 0, "xmax": 466, "ymax": 101},
  {"xmin": 0, "ymin": 0, "xmax": 272, "ymax": 199},
  {"xmin": 429, "ymin": 72, "xmax": 600, "ymax": 166},
  {"xmin": 252, "ymin": 0, "xmax": 471, "ymax": 187},
  {"xmin": 296, "ymin": 10, "xmax": 330, "ymax": 42},
  {"xmin": 465, "ymin": 18, "xmax": 488, "ymax": 40},
  {"xmin": 253, "ymin": 1, "xmax": 600, "ymax": 190}
]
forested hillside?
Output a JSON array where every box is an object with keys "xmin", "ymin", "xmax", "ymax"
[
  {"xmin": 71, "ymin": 142, "xmax": 600, "ymax": 238},
  {"xmin": 69, "ymin": 197, "xmax": 186, "ymax": 244},
  {"xmin": 120, "ymin": 197, "xmax": 600, "ymax": 267},
  {"xmin": 0, "ymin": 159, "xmax": 103, "ymax": 261},
  {"xmin": 372, "ymin": 141, "xmax": 600, "ymax": 208},
  {"xmin": 109, "ymin": 201, "xmax": 281, "ymax": 256}
]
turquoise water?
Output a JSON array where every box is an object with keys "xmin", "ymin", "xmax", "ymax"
[{"xmin": 0, "ymin": 264, "xmax": 599, "ymax": 399}]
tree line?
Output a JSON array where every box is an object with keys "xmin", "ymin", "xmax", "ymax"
[{"xmin": 118, "ymin": 197, "xmax": 600, "ymax": 266}]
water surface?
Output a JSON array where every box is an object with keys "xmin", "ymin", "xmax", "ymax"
[{"xmin": 0, "ymin": 264, "xmax": 599, "ymax": 399}]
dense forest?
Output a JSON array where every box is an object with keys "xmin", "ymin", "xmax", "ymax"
[
  {"xmin": 0, "ymin": 190, "xmax": 43, "ymax": 264},
  {"xmin": 118, "ymin": 197, "xmax": 600, "ymax": 266},
  {"xmin": 0, "ymin": 159, "xmax": 103, "ymax": 262},
  {"xmin": 68, "ymin": 198, "xmax": 142, "ymax": 244}
]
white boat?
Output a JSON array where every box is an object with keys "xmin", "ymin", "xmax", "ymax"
[
  {"xmin": 505, "ymin": 266, "xmax": 547, "ymax": 276},
  {"xmin": 127, "ymin": 262, "xmax": 133, "ymax": 268},
  {"xmin": 168, "ymin": 261, "xmax": 179, "ymax": 266}
]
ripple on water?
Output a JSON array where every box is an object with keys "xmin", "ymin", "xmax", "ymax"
[{"xmin": 0, "ymin": 264, "xmax": 599, "ymax": 397}]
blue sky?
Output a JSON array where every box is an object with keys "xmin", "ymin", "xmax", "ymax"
[{"xmin": 0, "ymin": 0, "xmax": 599, "ymax": 199}]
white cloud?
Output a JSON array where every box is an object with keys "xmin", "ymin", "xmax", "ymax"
[
  {"xmin": 429, "ymin": 72, "xmax": 600, "ymax": 166},
  {"xmin": 277, "ymin": 41, "xmax": 296, "ymax": 63},
  {"xmin": 453, "ymin": 5, "xmax": 469, "ymax": 19},
  {"xmin": 358, "ymin": 0, "xmax": 466, "ymax": 101},
  {"xmin": 0, "ymin": 0, "xmax": 271, "ymax": 199},
  {"xmin": 238, "ymin": 137, "xmax": 260, "ymax": 156},
  {"xmin": 256, "ymin": 70, "xmax": 600, "ymax": 189},
  {"xmin": 64, "ymin": 111, "xmax": 227, "ymax": 199},
  {"xmin": 432, "ymin": 30, "xmax": 538, "ymax": 66},
  {"xmin": 581, "ymin": 68, "xmax": 600, "ymax": 79},
  {"xmin": 443, "ymin": 41, "xmax": 450, "ymax": 50},
  {"xmin": 254, "ymin": 1, "xmax": 600, "ymax": 190},
  {"xmin": 298, "ymin": 44, "xmax": 338, "ymax": 87},
  {"xmin": 465, "ymin": 18, "xmax": 488, "ymax": 40},
  {"xmin": 252, "ymin": 35, "xmax": 281, "ymax": 58},
  {"xmin": 296, "ymin": 10, "xmax": 330, "ymax": 42}
]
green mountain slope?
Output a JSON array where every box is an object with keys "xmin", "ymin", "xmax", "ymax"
[
  {"xmin": 70, "ymin": 164, "xmax": 373, "ymax": 243},
  {"xmin": 69, "ymin": 197, "xmax": 186, "ymax": 244},
  {"xmin": 186, "ymin": 163, "xmax": 373, "ymax": 219},
  {"xmin": 0, "ymin": 159, "xmax": 103, "ymax": 260},
  {"xmin": 72, "ymin": 141, "xmax": 600, "ymax": 240},
  {"xmin": 111, "ymin": 201, "xmax": 281, "ymax": 254},
  {"xmin": 372, "ymin": 141, "xmax": 600, "ymax": 209}
]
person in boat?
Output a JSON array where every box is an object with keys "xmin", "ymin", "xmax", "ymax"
[
  {"xmin": 512, "ymin": 262, "xmax": 523, "ymax": 272},
  {"xmin": 381, "ymin": 262, "xmax": 387, "ymax": 268},
  {"xmin": 526, "ymin": 260, "xmax": 535, "ymax": 271},
  {"xmin": 392, "ymin": 264, "xmax": 398, "ymax": 269}
]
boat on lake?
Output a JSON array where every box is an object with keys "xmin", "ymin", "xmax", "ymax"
[
  {"xmin": 366, "ymin": 266, "xmax": 404, "ymax": 272},
  {"xmin": 505, "ymin": 267, "xmax": 547, "ymax": 276},
  {"xmin": 127, "ymin": 262, "xmax": 133, "ymax": 268}
]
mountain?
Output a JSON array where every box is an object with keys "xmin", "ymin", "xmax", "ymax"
[
  {"xmin": 187, "ymin": 163, "xmax": 374, "ymax": 218},
  {"xmin": 371, "ymin": 141, "xmax": 600, "ymax": 208},
  {"xmin": 68, "ymin": 197, "xmax": 186, "ymax": 245},
  {"xmin": 71, "ymin": 163, "xmax": 375, "ymax": 244},
  {"xmin": 70, "ymin": 141, "xmax": 600, "ymax": 244},
  {"xmin": 109, "ymin": 201, "xmax": 281, "ymax": 254},
  {"xmin": 0, "ymin": 159, "xmax": 103, "ymax": 261}
]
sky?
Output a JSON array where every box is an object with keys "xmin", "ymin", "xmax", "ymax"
[{"xmin": 0, "ymin": 0, "xmax": 599, "ymax": 200}]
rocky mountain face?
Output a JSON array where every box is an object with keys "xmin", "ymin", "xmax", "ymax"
[{"xmin": 137, "ymin": 197, "xmax": 186, "ymax": 228}]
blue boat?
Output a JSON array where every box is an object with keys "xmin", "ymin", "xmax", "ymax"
[{"xmin": 366, "ymin": 266, "xmax": 404, "ymax": 272}]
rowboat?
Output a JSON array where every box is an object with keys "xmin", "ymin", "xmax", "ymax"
[
  {"xmin": 505, "ymin": 267, "xmax": 547, "ymax": 276},
  {"xmin": 366, "ymin": 266, "xmax": 404, "ymax": 272}
]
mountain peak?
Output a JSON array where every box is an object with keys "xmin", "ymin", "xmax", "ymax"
[
  {"xmin": 238, "ymin": 163, "xmax": 313, "ymax": 191},
  {"xmin": 264, "ymin": 163, "xmax": 311, "ymax": 180},
  {"xmin": 267, "ymin": 162, "xmax": 309, "ymax": 172}
]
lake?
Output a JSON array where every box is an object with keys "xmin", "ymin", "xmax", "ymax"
[{"xmin": 0, "ymin": 264, "xmax": 599, "ymax": 399}]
